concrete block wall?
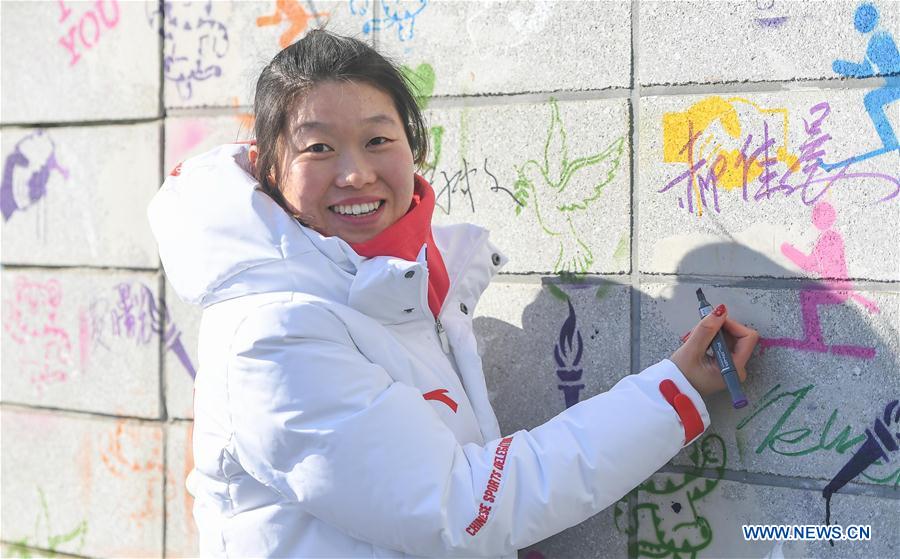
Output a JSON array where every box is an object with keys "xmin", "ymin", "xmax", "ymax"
[{"xmin": 2, "ymin": 1, "xmax": 897, "ymax": 557}]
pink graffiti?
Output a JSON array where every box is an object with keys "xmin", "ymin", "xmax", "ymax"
[
  {"xmin": 760, "ymin": 201, "xmax": 880, "ymax": 359},
  {"xmin": 3, "ymin": 277, "xmax": 75, "ymax": 391},
  {"xmin": 57, "ymin": 0, "xmax": 120, "ymax": 66},
  {"xmin": 165, "ymin": 120, "xmax": 209, "ymax": 171}
]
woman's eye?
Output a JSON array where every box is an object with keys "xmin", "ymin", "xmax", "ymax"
[
  {"xmin": 305, "ymin": 143, "xmax": 332, "ymax": 153},
  {"xmin": 368, "ymin": 137, "xmax": 390, "ymax": 147}
]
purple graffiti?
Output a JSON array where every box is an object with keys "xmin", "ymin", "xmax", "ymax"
[
  {"xmin": 1, "ymin": 130, "xmax": 69, "ymax": 221},
  {"xmin": 146, "ymin": 1, "xmax": 229, "ymax": 100},
  {"xmin": 660, "ymin": 102, "xmax": 900, "ymax": 215},
  {"xmin": 91, "ymin": 282, "xmax": 196, "ymax": 378},
  {"xmin": 754, "ymin": 0, "xmax": 788, "ymax": 28},
  {"xmin": 554, "ymin": 299, "xmax": 584, "ymax": 408}
]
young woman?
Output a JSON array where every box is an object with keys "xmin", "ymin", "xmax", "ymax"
[{"xmin": 149, "ymin": 30, "xmax": 758, "ymax": 558}]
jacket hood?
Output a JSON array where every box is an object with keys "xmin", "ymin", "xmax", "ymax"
[
  {"xmin": 148, "ymin": 143, "xmax": 504, "ymax": 311},
  {"xmin": 148, "ymin": 143, "xmax": 364, "ymax": 307}
]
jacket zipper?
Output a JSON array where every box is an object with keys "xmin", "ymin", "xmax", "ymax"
[{"xmin": 435, "ymin": 317, "xmax": 450, "ymax": 353}]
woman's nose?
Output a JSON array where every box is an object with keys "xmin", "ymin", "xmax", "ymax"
[{"xmin": 336, "ymin": 150, "xmax": 376, "ymax": 188}]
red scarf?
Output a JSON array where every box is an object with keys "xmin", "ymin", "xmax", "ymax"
[{"xmin": 350, "ymin": 175, "xmax": 449, "ymax": 319}]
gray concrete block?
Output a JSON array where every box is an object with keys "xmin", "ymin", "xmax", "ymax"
[
  {"xmin": 640, "ymin": 283, "xmax": 900, "ymax": 489},
  {"xmin": 1, "ymin": 0, "xmax": 160, "ymax": 123},
  {"xmin": 165, "ymin": 420, "xmax": 199, "ymax": 557},
  {"xmin": 164, "ymin": 114, "xmax": 255, "ymax": 174},
  {"xmin": 639, "ymin": 89, "xmax": 900, "ymax": 281},
  {"xmin": 639, "ymin": 0, "xmax": 900, "ymax": 86},
  {"xmin": 160, "ymin": 1, "xmax": 365, "ymax": 109},
  {"xmin": 474, "ymin": 280, "xmax": 631, "ymax": 435},
  {"xmin": 429, "ymin": 97, "xmax": 631, "ymax": 275},
  {"xmin": 1, "ymin": 124, "xmax": 162, "ymax": 268},
  {"xmin": 378, "ymin": 0, "xmax": 631, "ymax": 96},
  {"xmin": 518, "ymin": 504, "xmax": 628, "ymax": 559},
  {"xmin": 1, "ymin": 269, "xmax": 162, "ymax": 418},
  {"xmin": 629, "ymin": 473, "xmax": 899, "ymax": 558},
  {"xmin": 164, "ymin": 280, "xmax": 201, "ymax": 420},
  {"xmin": 0, "ymin": 407, "xmax": 164, "ymax": 557}
]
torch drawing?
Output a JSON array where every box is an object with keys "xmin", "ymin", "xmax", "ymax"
[
  {"xmin": 823, "ymin": 399, "xmax": 900, "ymax": 500},
  {"xmin": 554, "ymin": 298, "xmax": 585, "ymax": 409}
]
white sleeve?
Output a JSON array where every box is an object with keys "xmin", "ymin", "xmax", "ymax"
[{"xmin": 227, "ymin": 302, "xmax": 710, "ymax": 557}]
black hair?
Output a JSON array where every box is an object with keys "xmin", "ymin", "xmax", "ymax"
[{"xmin": 252, "ymin": 29, "xmax": 429, "ymax": 210}]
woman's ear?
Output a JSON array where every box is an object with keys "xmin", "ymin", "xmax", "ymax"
[{"xmin": 248, "ymin": 144, "xmax": 259, "ymax": 173}]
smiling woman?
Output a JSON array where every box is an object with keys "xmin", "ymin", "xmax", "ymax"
[
  {"xmin": 147, "ymin": 29, "xmax": 757, "ymax": 559},
  {"xmin": 268, "ymin": 80, "xmax": 415, "ymax": 243}
]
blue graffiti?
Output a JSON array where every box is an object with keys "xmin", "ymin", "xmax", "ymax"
[
  {"xmin": 823, "ymin": 2, "xmax": 900, "ymax": 170},
  {"xmin": 349, "ymin": 0, "xmax": 427, "ymax": 42}
]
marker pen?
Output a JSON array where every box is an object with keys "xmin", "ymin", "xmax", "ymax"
[{"xmin": 696, "ymin": 288, "xmax": 748, "ymax": 409}]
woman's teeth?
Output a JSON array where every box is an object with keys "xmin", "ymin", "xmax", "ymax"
[{"xmin": 331, "ymin": 201, "xmax": 382, "ymax": 216}]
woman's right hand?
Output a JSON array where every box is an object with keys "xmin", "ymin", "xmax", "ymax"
[{"xmin": 669, "ymin": 305, "xmax": 759, "ymax": 398}]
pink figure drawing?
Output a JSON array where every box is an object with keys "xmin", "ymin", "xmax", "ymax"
[
  {"xmin": 2, "ymin": 277, "xmax": 75, "ymax": 391},
  {"xmin": 760, "ymin": 201, "xmax": 880, "ymax": 359}
]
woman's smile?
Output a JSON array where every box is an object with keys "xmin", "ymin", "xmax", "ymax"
[{"xmin": 276, "ymin": 80, "xmax": 415, "ymax": 244}]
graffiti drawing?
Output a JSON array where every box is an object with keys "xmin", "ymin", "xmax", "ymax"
[
  {"xmin": 4, "ymin": 487, "xmax": 87, "ymax": 558},
  {"xmin": 823, "ymin": 400, "xmax": 900, "ymax": 497},
  {"xmin": 823, "ymin": 400, "xmax": 900, "ymax": 540},
  {"xmin": 759, "ymin": 201, "xmax": 879, "ymax": 359},
  {"xmin": 89, "ymin": 282, "xmax": 197, "ymax": 379},
  {"xmin": 554, "ymin": 299, "xmax": 585, "ymax": 409},
  {"xmin": 465, "ymin": 0, "xmax": 553, "ymax": 54},
  {"xmin": 736, "ymin": 383, "xmax": 900, "ymax": 486},
  {"xmin": 753, "ymin": 0, "xmax": 788, "ymax": 28},
  {"xmin": 661, "ymin": 98, "xmax": 899, "ymax": 214},
  {"xmin": 57, "ymin": 0, "xmax": 120, "ymax": 66},
  {"xmin": 350, "ymin": 0, "xmax": 427, "ymax": 42},
  {"xmin": 100, "ymin": 421, "xmax": 163, "ymax": 525},
  {"xmin": 401, "ymin": 62, "xmax": 445, "ymax": 183},
  {"xmin": 3, "ymin": 278, "xmax": 76, "ymax": 393},
  {"xmin": 822, "ymin": 2, "xmax": 900, "ymax": 170},
  {"xmin": 614, "ymin": 435, "xmax": 726, "ymax": 559},
  {"xmin": 147, "ymin": 1, "xmax": 229, "ymax": 100},
  {"xmin": 256, "ymin": 0, "xmax": 328, "ymax": 48},
  {"xmin": 513, "ymin": 98, "xmax": 625, "ymax": 274},
  {"xmin": 1, "ymin": 130, "xmax": 70, "ymax": 222}
]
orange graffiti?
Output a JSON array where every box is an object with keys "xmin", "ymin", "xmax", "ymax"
[
  {"xmin": 100, "ymin": 421, "xmax": 163, "ymax": 525},
  {"xmin": 231, "ymin": 97, "xmax": 255, "ymax": 134},
  {"xmin": 662, "ymin": 96, "xmax": 799, "ymax": 215},
  {"xmin": 256, "ymin": 0, "xmax": 328, "ymax": 48}
]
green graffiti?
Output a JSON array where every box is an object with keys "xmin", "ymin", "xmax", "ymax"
[
  {"xmin": 4, "ymin": 487, "xmax": 87, "ymax": 558},
  {"xmin": 612, "ymin": 232, "xmax": 630, "ymax": 266},
  {"xmin": 595, "ymin": 283, "xmax": 612, "ymax": 300},
  {"xmin": 400, "ymin": 63, "xmax": 435, "ymax": 109},
  {"xmin": 402, "ymin": 62, "xmax": 445, "ymax": 183},
  {"xmin": 736, "ymin": 383, "xmax": 900, "ymax": 486},
  {"xmin": 615, "ymin": 435, "xmax": 726, "ymax": 559},
  {"xmin": 512, "ymin": 97, "xmax": 625, "ymax": 274}
]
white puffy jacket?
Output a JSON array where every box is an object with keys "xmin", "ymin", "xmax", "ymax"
[{"xmin": 148, "ymin": 143, "xmax": 711, "ymax": 558}]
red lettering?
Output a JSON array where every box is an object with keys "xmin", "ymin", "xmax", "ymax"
[
  {"xmin": 79, "ymin": 10, "xmax": 100, "ymax": 48},
  {"xmin": 59, "ymin": 26, "xmax": 81, "ymax": 65},
  {"xmin": 95, "ymin": 0, "xmax": 120, "ymax": 29}
]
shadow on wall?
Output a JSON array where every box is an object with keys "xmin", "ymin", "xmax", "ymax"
[{"xmin": 475, "ymin": 231, "xmax": 898, "ymax": 559}]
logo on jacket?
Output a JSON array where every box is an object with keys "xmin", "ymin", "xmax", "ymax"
[{"xmin": 423, "ymin": 388, "xmax": 458, "ymax": 413}]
